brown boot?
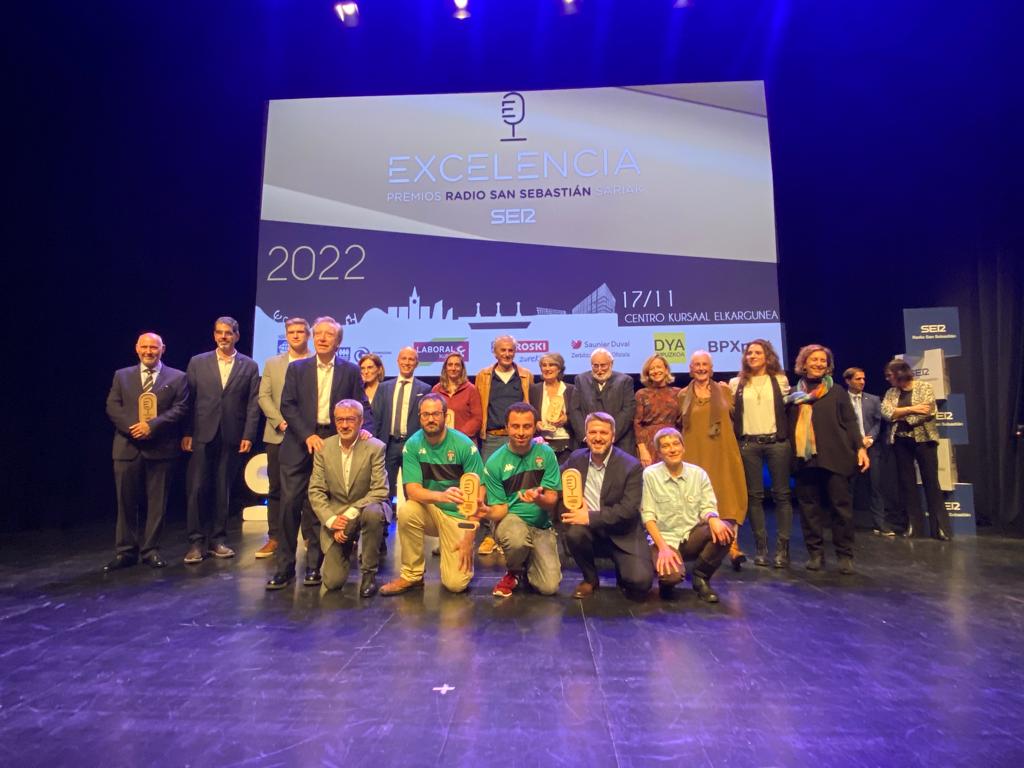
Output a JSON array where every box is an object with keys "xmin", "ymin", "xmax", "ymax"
[
  {"xmin": 729, "ymin": 539, "xmax": 747, "ymax": 571},
  {"xmin": 380, "ymin": 577, "xmax": 424, "ymax": 596}
]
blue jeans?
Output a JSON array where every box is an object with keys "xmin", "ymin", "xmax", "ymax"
[{"xmin": 739, "ymin": 439, "xmax": 793, "ymax": 540}]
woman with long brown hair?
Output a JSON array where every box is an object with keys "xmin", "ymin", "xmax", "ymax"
[
  {"xmin": 431, "ymin": 352, "xmax": 483, "ymax": 440},
  {"xmin": 358, "ymin": 353, "xmax": 385, "ymax": 423},
  {"xmin": 728, "ymin": 339, "xmax": 793, "ymax": 568}
]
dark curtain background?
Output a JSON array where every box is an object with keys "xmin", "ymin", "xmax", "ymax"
[{"xmin": 5, "ymin": 1, "xmax": 1020, "ymax": 534}]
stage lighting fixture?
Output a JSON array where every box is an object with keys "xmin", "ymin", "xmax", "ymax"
[
  {"xmin": 673, "ymin": 0, "xmax": 694, "ymax": 7},
  {"xmin": 453, "ymin": 0, "xmax": 470, "ymax": 20},
  {"xmin": 335, "ymin": 2, "xmax": 359, "ymax": 27},
  {"xmin": 562, "ymin": 0, "xmax": 580, "ymax": 16}
]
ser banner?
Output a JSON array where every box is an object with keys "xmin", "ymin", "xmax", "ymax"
[{"xmin": 254, "ymin": 83, "xmax": 784, "ymax": 373}]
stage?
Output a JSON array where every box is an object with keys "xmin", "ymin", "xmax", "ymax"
[{"xmin": 2, "ymin": 523, "xmax": 1022, "ymax": 767}]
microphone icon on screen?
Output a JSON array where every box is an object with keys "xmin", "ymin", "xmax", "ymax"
[{"xmin": 500, "ymin": 92, "xmax": 527, "ymax": 142}]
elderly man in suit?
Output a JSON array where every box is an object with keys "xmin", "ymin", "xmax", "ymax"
[
  {"xmin": 182, "ymin": 317, "xmax": 260, "ymax": 564},
  {"xmin": 570, "ymin": 348, "xmax": 637, "ymax": 456},
  {"xmin": 309, "ymin": 399, "xmax": 390, "ymax": 598},
  {"xmin": 104, "ymin": 332, "xmax": 189, "ymax": 571},
  {"xmin": 844, "ymin": 367, "xmax": 889, "ymax": 534},
  {"xmin": 559, "ymin": 411, "xmax": 653, "ymax": 599},
  {"xmin": 267, "ymin": 316, "xmax": 373, "ymax": 590},
  {"xmin": 372, "ymin": 346, "xmax": 431, "ymax": 502},
  {"xmin": 256, "ymin": 317, "xmax": 312, "ymax": 559}
]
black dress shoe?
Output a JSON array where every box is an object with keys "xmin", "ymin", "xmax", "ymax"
[
  {"xmin": 935, "ymin": 530, "xmax": 952, "ymax": 541},
  {"xmin": 901, "ymin": 523, "xmax": 915, "ymax": 538},
  {"xmin": 691, "ymin": 575, "xmax": 719, "ymax": 603},
  {"xmin": 805, "ymin": 553, "xmax": 824, "ymax": 571},
  {"xmin": 303, "ymin": 568, "xmax": 322, "ymax": 586},
  {"xmin": 266, "ymin": 572, "xmax": 294, "ymax": 590},
  {"xmin": 359, "ymin": 574, "xmax": 378, "ymax": 598},
  {"xmin": 142, "ymin": 553, "xmax": 167, "ymax": 569},
  {"xmin": 103, "ymin": 554, "xmax": 137, "ymax": 572}
]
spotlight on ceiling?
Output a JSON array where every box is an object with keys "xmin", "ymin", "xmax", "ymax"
[
  {"xmin": 334, "ymin": 2, "xmax": 359, "ymax": 27},
  {"xmin": 453, "ymin": 0, "xmax": 470, "ymax": 20},
  {"xmin": 561, "ymin": 0, "xmax": 580, "ymax": 15},
  {"xmin": 673, "ymin": 0, "xmax": 694, "ymax": 7}
]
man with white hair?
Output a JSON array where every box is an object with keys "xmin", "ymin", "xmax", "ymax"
[
  {"xmin": 570, "ymin": 347, "xmax": 637, "ymax": 455},
  {"xmin": 267, "ymin": 316, "xmax": 373, "ymax": 590}
]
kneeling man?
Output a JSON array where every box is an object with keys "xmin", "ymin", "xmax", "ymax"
[
  {"xmin": 484, "ymin": 403, "xmax": 562, "ymax": 598},
  {"xmin": 306, "ymin": 399, "xmax": 390, "ymax": 597},
  {"xmin": 642, "ymin": 428, "xmax": 734, "ymax": 603},
  {"xmin": 381, "ymin": 394, "xmax": 486, "ymax": 595}
]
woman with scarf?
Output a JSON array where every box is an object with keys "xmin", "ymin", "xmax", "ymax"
[
  {"xmin": 729, "ymin": 339, "xmax": 793, "ymax": 568},
  {"xmin": 785, "ymin": 344, "xmax": 869, "ymax": 574},
  {"xmin": 880, "ymin": 359, "xmax": 949, "ymax": 540},
  {"xmin": 678, "ymin": 350, "xmax": 749, "ymax": 570}
]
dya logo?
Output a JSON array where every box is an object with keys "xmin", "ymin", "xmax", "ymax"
[{"xmin": 501, "ymin": 92, "xmax": 526, "ymax": 142}]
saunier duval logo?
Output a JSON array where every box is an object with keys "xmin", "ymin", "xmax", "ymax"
[
  {"xmin": 500, "ymin": 92, "xmax": 526, "ymax": 142},
  {"xmin": 654, "ymin": 332, "xmax": 687, "ymax": 364}
]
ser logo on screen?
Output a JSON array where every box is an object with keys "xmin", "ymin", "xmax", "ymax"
[{"xmin": 500, "ymin": 92, "xmax": 527, "ymax": 142}]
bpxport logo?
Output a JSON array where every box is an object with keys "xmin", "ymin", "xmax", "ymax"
[
  {"xmin": 707, "ymin": 340, "xmax": 744, "ymax": 354},
  {"xmin": 414, "ymin": 340, "xmax": 470, "ymax": 363},
  {"xmin": 653, "ymin": 332, "xmax": 686, "ymax": 364},
  {"xmin": 500, "ymin": 92, "xmax": 526, "ymax": 142}
]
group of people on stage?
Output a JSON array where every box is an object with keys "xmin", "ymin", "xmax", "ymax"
[{"xmin": 104, "ymin": 317, "xmax": 953, "ymax": 602}]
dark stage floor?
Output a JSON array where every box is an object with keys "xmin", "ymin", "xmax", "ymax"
[{"xmin": 2, "ymin": 520, "xmax": 1023, "ymax": 767}]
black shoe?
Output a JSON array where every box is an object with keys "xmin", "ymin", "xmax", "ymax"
[
  {"xmin": 658, "ymin": 582, "xmax": 677, "ymax": 600},
  {"xmin": 901, "ymin": 523, "xmax": 915, "ymax": 539},
  {"xmin": 772, "ymin": 538, "xmax": 790, "ymax": 569},
  {"xmin": 753, "ymin": 535, "xmax": 770, "ymax": 567},
  {"xmin": 935, "ymin": 530, "xmax": 952, "ymax": 541},
  {"xmin": 692, "ymin": 575, "xmax": 719, "ymax": 603},
  {"xmin": 103, "ymin": 554, "xmax": 137, "ymax": 572},
  {"xmin": 838, "ymin": 556, "xmax": 856, "ymax": 575},
  {"xmin": 303, "ymin": 568, "xmax": 322, "ymax": 586},
  {"xmin": 805, "ymin": 553, "xmax": 824, "ymax": 571},
  {"xmin": 359, "ymin": 574, "xmax": 378, "ymax": 598},
  {"xmin": 265, "ymin": 572, "xmax": 294, "ymax": 590},
  {"xmin": 142, "ymin": 552, "xmax": 167, "ymax": 569}
]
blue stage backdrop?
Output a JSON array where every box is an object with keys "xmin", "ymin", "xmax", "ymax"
[{"xmin": 253, "ymin": 82, "xmax": 783, "ymax": 374}]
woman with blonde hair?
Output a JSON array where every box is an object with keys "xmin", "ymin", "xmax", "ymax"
[
  {"xmin": 634, "ymin": 353, "xmax": 680, "ymax": 468},
  {"xmin": 431, "ymin": 352, "xmax": 483, "ymax": 441}
]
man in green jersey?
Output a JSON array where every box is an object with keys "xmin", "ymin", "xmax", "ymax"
[
  {"xmin": 381, "ymin": 393, "xmax": 486, "ymax": 595},
  {"xmin": 484, "ymin": 403, "xmax": 562, "ymax": 597}
]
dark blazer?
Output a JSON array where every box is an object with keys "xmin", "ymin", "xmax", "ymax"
[
  {"xmin": 847, "ymin": 389, "xmax": 881, "ymax": 442},
  {"xmin": 372, "ymin": 377, "xmax": 432, "ymax": 441},
  {"xmin": 106, "ymin": 364, "xmax": 189, "ymax": 460},
  {"xmin": 529, "ymin": 382, "xmax": 578, "ymax": 449},
  {"xmin": 558, "ymin": 446, "xmax": 646, "ymax": 547},
  {"xmin": 570, "ymin": 371, "xmax": 637, "ymax": 454},
  {"xmin": 184, "ymin": 350, "xmax": 260, "ymax": 445},
  {"xmin": 786, "ymin": 386, "xmax": 863, "ymax": 477},
  {"xmin": 279, "ymin": 356, "xmax": 373, "ymax": 465}
]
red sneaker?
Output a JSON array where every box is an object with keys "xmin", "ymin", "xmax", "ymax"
[{"xmin": 492, "ymin": 571, "xmax": 520, "ymax": 598}]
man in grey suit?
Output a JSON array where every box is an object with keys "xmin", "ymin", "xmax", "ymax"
[
  {"xmin": 104, "ymin": 332, "xmax": 189, "ymax": 571},
  {"xmin": 182, "ymin": 317, "xmax": 261, "ymax": 564},
  {"xmin": 844, "ymin": 367, "xmax": 889, "ymax": 534},
  {"xmin": 570, "ymin": 347, "xmax": 637, "ymax": 455},
  {"xmin": 257, "ymin": 317, "xmax": 312, "ymax": 559},
  {"xmin": 372, "ymin": 346, "xmax": 431, "ymax": 502},
  {"xmin": 309, "ymin": 399, "xmax": 390, "ymax": 598}
]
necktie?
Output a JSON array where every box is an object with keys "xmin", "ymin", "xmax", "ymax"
[
  {"xmin": 393, "ymin": 380, "xmax": 408, "ymax": 437},
  {"xmin": 143, "ymin": 368, "xmax": 155, "ymax": 393}
]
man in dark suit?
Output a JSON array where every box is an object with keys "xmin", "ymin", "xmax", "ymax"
[
  {"xmin": 309, "ymin": 399, "xmax": 390, "ymax": 598},
  {"xmin": 559, "ymin": 411, "xmax": 653, "ymax": 599},
  {"xmin": 844, "ymin": 367, "xmax": 889, "ymax": 534},
  {"xmin": 570, "ymin": 348, "xmax": 637, "ymax": 455},
  {"xmin": 104, "ymin": 332, "xmax": 189, "ymax": 571},
  {"xmin": 372, "ymin": 346, "xmax": 431, "ymax": 501},
  {"xmin": 267, "ymin": 316, "xmax": 373, "ymax": 590},
  {"xmin": 182, "ymin": 317, "xmax": 260, "ymax": 564}
]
